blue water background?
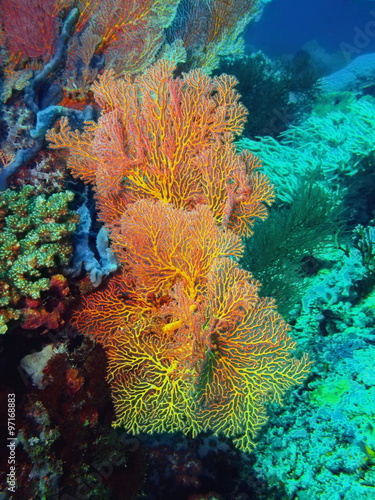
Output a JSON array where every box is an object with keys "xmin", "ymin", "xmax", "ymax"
[{"xmin": 245, "ymin": 0, "xmax": 375, "ymax": 58}]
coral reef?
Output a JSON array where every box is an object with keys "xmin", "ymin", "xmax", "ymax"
[
  {"xmin": 251, "ymin": 246, "xmax": 375, "ymax": 499},
  {"xmin": 3, "ymin": 1, "xmax": 374, "ymax": 499}
]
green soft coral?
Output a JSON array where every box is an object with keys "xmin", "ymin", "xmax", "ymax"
[{"xmin": 0, "ymin": 185, "xmax": 79, "ymax": 332}]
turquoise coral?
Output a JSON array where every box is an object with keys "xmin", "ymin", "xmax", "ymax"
[
  {"xmin": 252, "ymin": 243, "xmax": 375, "ymax": 499},
  {"xmin": 237, "ymin": 94, "xmax": 375, "ymax": 204}
]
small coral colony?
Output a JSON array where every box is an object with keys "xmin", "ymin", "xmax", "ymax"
[{"xmin": 1, "ymin": 1, "xmax": 374, "ymax": 499}]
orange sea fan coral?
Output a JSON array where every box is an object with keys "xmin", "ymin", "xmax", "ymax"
[
  {"xmin": 85, "ymin": 0, "xmax": 180, "ymax": 72},
  {"xmin": 73, "ymin": 200, "xmax": 243, "ymax": 347},
  {"xmin": 47, "ymin": 53, "xmax": 310, "ymax": 453},
  {"xmin": 0, "ymin": 0, "xmax": 61, "ymax": 61},
  {"xmin": 196, "ymin": 136, "xmax": 274, "ymax": 236},
  {"xmin": 48, "ymin": 59, "xmax": 272, "ymax": 235},
  {"xmin": 72, "ymin": 202, "xmax": 311, "ymax": 451},
  {"xmin": 46, "ymin": 118, "xmax": 100, "ymax": 185},
  {"xmin": 102, "ymin": 255, "xmax": 311, "ymax": 451},
  {"xmin": 72, "ymin": 272, "xmax": 133, "ymax": 344},
  {"xmin": 62, "ymin": 0, "xmax": 181, "ymax": 91},
  {"xmin": 107, "ymin": 318, "xmax": 202, "ymax": 437},
  {"xmin": 72, "ymin": 271, "xmax": 154, "ymax": 345},
  {"xmin": 110, "ymin": 199, "xmax": 244, "ymax": 299},
  {"xmin": 198, "ymin": 257, "xmax": 311, "ymax": 451}
]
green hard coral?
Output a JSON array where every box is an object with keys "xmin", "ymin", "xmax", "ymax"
[{"xmin": 0, "ymin": 185, "xmax": 79, "ymax": 333}]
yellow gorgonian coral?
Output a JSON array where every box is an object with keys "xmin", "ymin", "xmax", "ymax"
[
  {"xmin": 103, "ymin": 256, "xmax": 310, "ymax": 452},
  {"xmin": 74, "ymin": 202, "xmax": 311, "ymax": 452}
]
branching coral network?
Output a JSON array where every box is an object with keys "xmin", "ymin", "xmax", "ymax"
[{"xmin": 48, "ymin": 59, "xmax": 311, "ymax": 452}]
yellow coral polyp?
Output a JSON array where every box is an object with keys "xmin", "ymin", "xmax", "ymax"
[{"xmin": 162, "ymin": 319, "xmax": 183, "ymax": 333}]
